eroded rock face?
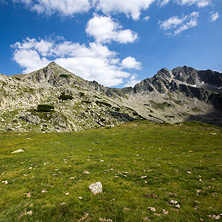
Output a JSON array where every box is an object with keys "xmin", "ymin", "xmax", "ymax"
[{"xmin": 89, "ymin": 182, "xmax": 103, "ymax": 195}]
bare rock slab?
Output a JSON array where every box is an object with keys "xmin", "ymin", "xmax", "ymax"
[{"xmin": 89, "ymin": 182, "xmax": 103, "ymax": 195}]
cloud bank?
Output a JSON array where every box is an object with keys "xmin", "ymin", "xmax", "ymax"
[{"xmin": 11, "ymin": 37, "xmax": 142, "ymax": 87}]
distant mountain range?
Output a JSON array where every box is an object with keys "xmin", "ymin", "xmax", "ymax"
[{"xmin": 0, "ymin": 62, "xmax": 221, "ymax": 132}]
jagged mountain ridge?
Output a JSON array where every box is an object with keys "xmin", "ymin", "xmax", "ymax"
[{"xmin": 0, "ymin": 62, "xmax": 221, "ymax": 132}]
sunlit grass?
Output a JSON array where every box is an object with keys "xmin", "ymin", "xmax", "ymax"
[{"xmin": 0, "ymin": 121, "xmax": 221, "ymax": 221}]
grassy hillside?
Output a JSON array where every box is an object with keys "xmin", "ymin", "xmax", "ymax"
[{"xmin": 0, "ymin": 121, "xmax": 221, "ymax": 221}]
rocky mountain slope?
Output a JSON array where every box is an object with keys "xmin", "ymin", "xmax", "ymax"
[{"xmin": 0, "ymin": 62, "xmax": 221, "ymax": 132}]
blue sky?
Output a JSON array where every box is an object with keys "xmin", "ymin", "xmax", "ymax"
[{"xmin": 0, "ymin": 0, "xmax": 222, "ymax": 87}]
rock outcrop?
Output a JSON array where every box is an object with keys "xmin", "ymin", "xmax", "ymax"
[{"xmin": 0, "ymin": 63, "xmax": 222, "ymax": 132}]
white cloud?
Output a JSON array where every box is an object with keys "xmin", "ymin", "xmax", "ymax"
[
  {"xmin": 160, "ymin": 11, "xmax": 199, "ymax": 35},
  {"xmin": 176, "ymin": 0, "xmax": 212, "ymax": 8},
  {"xmin": 11, "ymin": 37, "xmax": 142, "ymax": 87},
  {"xmin": 93, "ymin": 0, "xmax": 155, "ymax": 20},
  {"xmin": 143, "ymin": 16, "xmax": 150, "ymax": 21},
  {"xmin": 122, "ymin": 57, "xmax": 142, "ymax": 70},
  {"xmin": 160, "ymin": 15, "xmax": 187, "ymax": 30},
  {"xmin": 210, "ymin": 11, "xmax": 219, "ymax": 22},
  {"xmin": 13, "ymin": 0, "xmax": 91, "ymax": 16},
  {"xmin": 158, "ymin": 0, "xmax": 170, "ymax": 7},
  {"xmin": 12, "ymin": 49, "xmax": 50, "ymax": 73},
  {"xmin": 13, "ymin": 0, "xmax": 155, "ymax": 19},
  {"xmin": 124, "ymin": 74, "xmax": 141, "ymax": 87},
  {"xmin": 86, "ymin": 14, "xmax": 138, "ymax": 44}
]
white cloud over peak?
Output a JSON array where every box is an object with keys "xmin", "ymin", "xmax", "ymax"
[
  {"xmin": 160, "ymin": 11, "xmax": 199, "ymax": 36},
  {"xmin": 13, "ymin": 0, "xmax": 91, "ymax": 16},
  {"xmin": 124, "ymin": 74, "xmax": 141, "ymax": 87},
  {"xmin": 11, "ymin": 37, "xmax": 142, "ymax": 87},
  {"xmin": 210, "ymin": 11, "xmax": 219, "ymax": 22},
  {"xmin": 86, "ymin": 14, "xmax": 138, "ymax": 44},
  {"xmin": 122, "ymin": 57, "xmax": 142, "ymax": 70},
  {"xmin": 93, "ymin": 0, "xmax": 155, "ymax": 20}
]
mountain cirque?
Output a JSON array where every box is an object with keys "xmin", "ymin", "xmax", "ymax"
[{"xmin": 0, "ymin": 62, "xmax": 221, "ymax": 132}]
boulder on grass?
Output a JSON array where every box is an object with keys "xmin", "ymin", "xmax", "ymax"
[{"xmin": 89, "ymin": 182, "xmax": 103, "ymax": 195}]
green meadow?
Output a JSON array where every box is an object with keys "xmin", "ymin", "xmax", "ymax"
[{"xmin": 0, "ymin": 121, "xmax": 221, "ymax": 221}]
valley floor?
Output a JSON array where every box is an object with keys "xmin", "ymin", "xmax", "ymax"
[{"xmin": 0, "ymin": 121, "xmax": 221, "ymax": 221}]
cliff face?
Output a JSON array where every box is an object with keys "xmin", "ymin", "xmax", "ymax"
[
  {"xmin": 0, "ymin": 63, "xmax": 221, "ymax": 132},
  {"xmin": 133, "ymin": 66, "xmax": 222, "ymax": 102}
]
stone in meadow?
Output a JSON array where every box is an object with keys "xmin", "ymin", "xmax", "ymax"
[{"xmin": 89, "ymin": 182, "xmax": 103, "ymax": 195}]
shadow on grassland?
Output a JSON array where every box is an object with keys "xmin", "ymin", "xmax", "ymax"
[{"xmin": 186, "ymin": 110, "xmax": 222, "ymax": 127}]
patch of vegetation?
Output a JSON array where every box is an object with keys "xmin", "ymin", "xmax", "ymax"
[
  {"xmin": 191, "ymin": 107, "xmax": 201, "ymax": 112},
  {"xmin": 14, "ymin": 77, "xmax": 21, "ymax": 81},
  {"xmin": 167, "ymin": 92, "xmax": 173, "ymax": 100},
  {"xmin": 114, "ymin": 107, "xmax": 120, "ymax": 112},
  {"xmin": 0, "ymin": 121, "xmax": 221, "ymax": 221},
  {"xmin": 59, "ymin": 93, "xmax": 73, "ymax": 101},
  {"xmin": 82, "ymin": 100, "xmax": 91, "ymax": 104},
  {"xmin": 22, "ymin": 87, "xmax": 35, "ymax": 93},
  {"xmin": 149, "ymin": 100, "xmax": 173, "ymax": 110},
  {"xmin": 79, "ymin": 92, "xmax": 85, "ymax": 97},
  {"xmin": 165, "ymin": 115, "xmax": 175, "ymax": 118},
  {"xmin": 173, "ymin": 100, "xmax": 183, "ymax": 106},
  {"xmin": 93, "ymin": 95, "xmax": 101, "ymax": 99},
  {"xmin": 180, "ymin": 112, "xmax": 188, "ymax": 117},
  {"xmin": 37, "ymin": 104, "xmax": 54, "ymax": 112},
  {"xmin": 96, "ymin": 100, "xmax": 112, "ymax": 107},
  {"xmin": 60, "ymin": 74, "xmax": 70, "ymax": 78}
]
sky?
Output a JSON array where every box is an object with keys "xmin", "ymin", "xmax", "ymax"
[{"xmin": 0, "ymin": 0, "xmax": 222, "ymax": 87}]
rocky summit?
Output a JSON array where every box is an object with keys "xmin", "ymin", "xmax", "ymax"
[{"xmin": 0, "ymin": 62, "xmax": 221, "ymax": 132}]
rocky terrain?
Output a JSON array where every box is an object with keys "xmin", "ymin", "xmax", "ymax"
[{"xmin": 0, "ymin": 62, "xmax": 221, "ymax": 132}]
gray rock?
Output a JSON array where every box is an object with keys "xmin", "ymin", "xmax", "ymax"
[
  {"xmin": 89, "ymin": 182, "xmax": 103, "ymax": 195},
  {"xmin": 19, "ymin": 114, "xmax": 41, "ymax": 125}
]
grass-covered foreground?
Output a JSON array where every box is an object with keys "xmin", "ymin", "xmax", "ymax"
[{"xmin": 0, "ymin": 121, "xmax": 221, "ymax": 221}]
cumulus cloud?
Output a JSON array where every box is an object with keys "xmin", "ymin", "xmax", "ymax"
[
  {"xmin": 11, "ymin": 37, "xmax": 142, "ymax": 87},
  {"xmin": 160, "ymin": 11, "xmax": 199, "ymax": 35},
  {"xmin": 210, "ymin": 11, "xmax": 219, "ymax": 22},
  {"xmin": 176, "ymin": 0, "xmax": 212, "ymax": 8},
  {"xmin": 13, "ymin": 0, "xmax": 91, "ymax": 16},
  {"xmin": 86, "ymin": 14, "xmax": 138, "ymax": 44},
  {"xmin": 121, "ymin": 57, "xmax": 142, "ymax": 70},
  {"xmin": 93, "ymin": 0, "xmax": 155, "ymax": 20}
]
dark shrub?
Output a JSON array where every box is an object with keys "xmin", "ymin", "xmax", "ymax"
[
  {"xmin": 82, "ymin": 100, "xmax": 91, "ymax": 104},
  {"xmin": 60, "ymin": 74, "xmax": 69, "ymax": 78},
  {"xmin": 37, "ymin": 105, "xmax": 54, "ymax": 112},
  {"xmin": 59, "ymin": 93, "xmax": 73, "ymax": 100},
  {"xmin": 79, "ymin": 92, "xmax": 85, "ymax": 97}
]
